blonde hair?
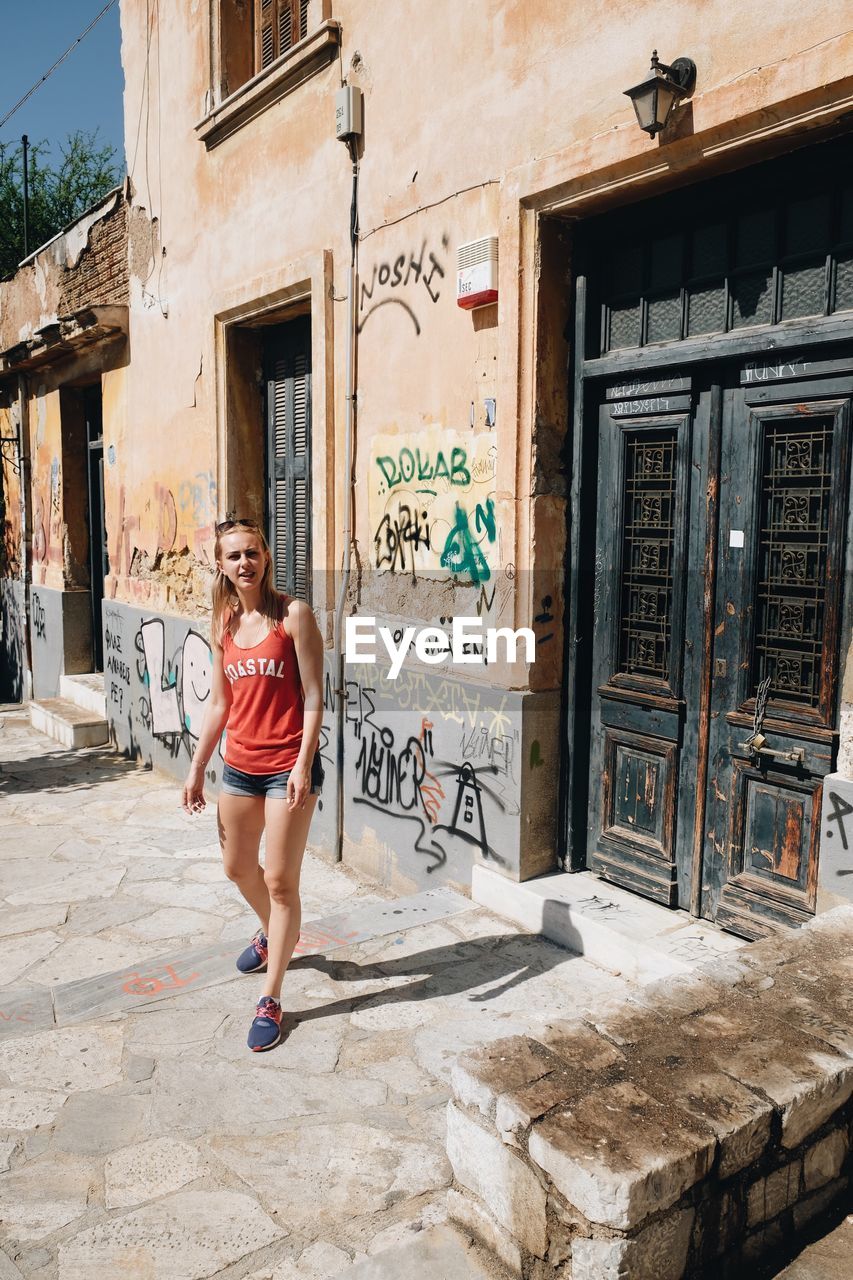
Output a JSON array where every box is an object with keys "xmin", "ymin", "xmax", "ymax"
[{"xmin": 211, "ymin": 520, "xmax": 284, "ymax": 645}]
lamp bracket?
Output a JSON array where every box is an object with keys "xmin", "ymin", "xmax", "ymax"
[{"xmin": 653, "ymin": 54, "xmax": 696, "ymax": 94}]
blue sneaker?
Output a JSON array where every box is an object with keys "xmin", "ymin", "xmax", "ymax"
[
  {"xmin": 236, "ymin": 930, "xmax": 268, "ymax": 974},
  {"xmin": 248, "ymin": 996, "xmax": 282, "ymax": 1052}
]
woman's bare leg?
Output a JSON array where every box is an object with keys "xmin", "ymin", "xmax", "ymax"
[
  {"xmin": 217, "ymin": 793, "xmax": 270, "ymax": 932},
  {"xmin": 260, "ymin": 796, "xmax": 317, "ymax": 1001}
]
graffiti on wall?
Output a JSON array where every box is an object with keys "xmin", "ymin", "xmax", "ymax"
[
  {"xmin": 105, "ymin": 603, "xmax": 220, "ymax": 774},
  {"xmin": 136, "ymin": 619, "xmax": 212, "ymax": 756},
  {"xmin": 330, "ymin": 663, "xmax": 520, "ymax": 875},
  {"xmin": 358, "ymin": 234, "xmax": 449, "ymax": 337},
  {"xmin": 111, "ymin": 473, "xmax": 218, "ymax": 588},
  {"xmin": 369, "ymin": 430, "xmax": 498, "ymax": 582}
]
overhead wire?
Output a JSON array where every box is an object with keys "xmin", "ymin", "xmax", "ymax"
[{"xmin": 0, "ymin": 0, "xmax": 120, "ymax": 134}]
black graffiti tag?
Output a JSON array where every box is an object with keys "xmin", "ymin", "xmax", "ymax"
[{"xmin": 826, "ymin": 790, "xmax": 853, "ymax": 852}]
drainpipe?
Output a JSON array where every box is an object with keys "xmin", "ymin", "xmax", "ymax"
[
  {"xmin": 332, "ymin": 142, "xmax": 360, "ymax": 862},
  {"xmin": 17, "ymin": 373, "xmax": 33, "ymax": 700}
]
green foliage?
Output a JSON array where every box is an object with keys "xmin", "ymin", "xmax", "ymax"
[{"xmin": 0, "ymin": 130, "xmax": 120, "ymax": 279}]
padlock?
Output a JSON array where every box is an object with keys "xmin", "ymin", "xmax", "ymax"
[{"xmin": 750, "ymin": 732, "xmax": 766, "ymax": 752}]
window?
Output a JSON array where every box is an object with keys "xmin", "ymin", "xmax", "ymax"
[
  {"xmin": 201, "ymin": 1, "xmax": 338, "ymax": 147},
  {"xmin": 583, "ymin": 137, "xmax": 853, "ymax": 356},
  {"xmin": 255, "ymin": 0, "xmax": 310, "ymax": 72}
]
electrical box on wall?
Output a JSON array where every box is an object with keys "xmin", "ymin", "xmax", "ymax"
[
  {"xmin": 335, "ymin": 86, "xmax": 363, "ymax": 140},
  {"xmin": 457, "ymin": 237, "xmax": 498, "ymax": 310}
]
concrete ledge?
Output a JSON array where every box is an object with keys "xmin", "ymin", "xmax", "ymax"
[
  {"xmin": 447, "ymin": 905, "xmax": 853, "ymax": 1279},
  {"xmin": 29, "ymin": 698, "xmax": 109, "ymax": 749},
  {"xmin": 472, "ymin": 865, "xmax": 744, "ymax": 983}
]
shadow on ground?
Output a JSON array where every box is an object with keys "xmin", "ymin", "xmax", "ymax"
[
  {"xmin": 286, "ymin": 926, "xmax": 587, "ymax": 1032},
  {"xmin": 0, "ymin": 748, "xmax": 147, "ymax": 795}
]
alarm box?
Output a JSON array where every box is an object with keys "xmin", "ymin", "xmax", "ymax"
[{"xmin": 457, "ymin": 237, "xmax": 498, "ymax": 310}]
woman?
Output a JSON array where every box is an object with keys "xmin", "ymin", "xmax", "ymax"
[{"xmin": 182, "ymin": 518, "xmax": 324, "ymax": 1052}]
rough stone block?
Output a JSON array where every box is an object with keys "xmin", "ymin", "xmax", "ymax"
[
  {"xmin": 691, "ymin": 1189, "xmax": 743, "ymax": 1264},
  {"xmin": 528, "ymin": 1082, "xmax": 715, "ymax": 1230},
  {"xmin": 446, "ymin": 1102, "xmax": 547, "ymax": 1257},
  {"xmin": 747, "ymin": 1161, "xmax": 802, "ymax": 1227},
  {"xmin": 803, "ymin": 1130, "xmax": 848, "ymax": 1191},
  {"xmin": 792, "ymin": 1175, "xmax": 848, "ymax": 1232},
  {"xmin": 571, "ymin": 1207, "xmax": 693, "ymax": 1280},
  {"xmin": 534, "ymin": 1020, "xmax": 626, "ymax": 1073},
  {"xmin": 450, "ymin": 1037, "xmax": 555, "ymax": 1121},
  {"xmin": 706, "ymin": 1030, "xmax": 853, "ymax": 1149},
  {"xmin": 733, "ymin": 973, "xmax": 853, "ymax": 1059},
  {"xmin": 647, "ymin": 1069, "xmax": 774, "ymax": 1180},
  {"xmin": 496, "ymin": 1070, "xmax": 578, "ymax": 1147},
  {"xmin": 446, "ymin": 1188, "xmax": 523, "ymax": 1277},
  {"xmin": 741, "ymin": 1217, "xmax": 786, "ymax": 1266}
]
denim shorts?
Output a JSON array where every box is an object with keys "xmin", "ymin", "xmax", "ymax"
[{"xmin": 220, "ymin": 756, "xmax": 324, "ymax": 799}]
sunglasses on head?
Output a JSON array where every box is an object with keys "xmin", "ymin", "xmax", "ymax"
[{"xmin": 215, "ymin": 518, "xmax": 261, "ymax": 534}]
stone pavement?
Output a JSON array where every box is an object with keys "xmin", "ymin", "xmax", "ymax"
[{"xmin": 0, "ymin": 708, "xmax": 633, "ymax": 1279}]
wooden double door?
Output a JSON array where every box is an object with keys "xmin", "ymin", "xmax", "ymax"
[{"xmin": 586, "ymin": 354, "xmax": 853, "ymax": 936}]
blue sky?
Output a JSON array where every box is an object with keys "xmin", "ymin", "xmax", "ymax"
[{"xmin": 0, "ymin": 1, "xmax": 125, "ymax": 166}]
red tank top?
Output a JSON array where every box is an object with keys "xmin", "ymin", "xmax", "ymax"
[{"xmin": 221, "ymin": 622, "xmax": 304, "ymax": 773}]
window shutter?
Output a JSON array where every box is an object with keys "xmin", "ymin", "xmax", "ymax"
[
  {"xmin": 255, "ymin": 0, "xmax": 307, "ymax": 69},
  {"xmin": 278, "ymin": 1, "xmax": 293, "ymax": 54},
  {"xmin": 266, "ymin": 319, "xmax": 312, "ymax": 601},
  {"xmin": 257, "ymin": 0, "xmax": 275, "ymax": 69}
]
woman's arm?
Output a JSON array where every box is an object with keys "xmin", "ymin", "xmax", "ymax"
[
  {"xmin": 181, "ymin": 638, "xmax": 232, "ymax": 813},
  {"xmin": 286, "ymin": 599, "xmax": 325, "ymax": 809}
]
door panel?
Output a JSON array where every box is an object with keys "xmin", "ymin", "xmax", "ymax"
[
  {"xmin": 705, "ymin": 389, "xmax": 850, "ymax": 935},
  {"xmin": 588, "ymin": 398, "xmax": 697, "ymax": 906}
]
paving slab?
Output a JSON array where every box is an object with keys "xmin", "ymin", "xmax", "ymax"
[
  {"xmin": 57, "ymin": 1189, "xmax": 285, "ymax": 1280},
  {"xmin": 211, "ymin": 1123, "xmax": 451, "ymax": 1235}
]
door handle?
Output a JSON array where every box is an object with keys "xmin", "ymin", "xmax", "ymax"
[{"xmin": 738, "ymin": 733, "xmax": 804, "ymax": 765}]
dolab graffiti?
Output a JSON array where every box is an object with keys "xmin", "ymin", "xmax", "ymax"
[{"xmin": 369, "ymin": 429, "xmax": 498, "ymax": 582}]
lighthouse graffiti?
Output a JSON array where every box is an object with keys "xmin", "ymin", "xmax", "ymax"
[{"xmin": 344, "ymin": 672, "xmax": 518, "ymax": 872}]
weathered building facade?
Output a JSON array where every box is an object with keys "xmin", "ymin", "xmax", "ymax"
[{"xmin": 3, "ymin": 1, "xmax": 853, "ymax": 935}]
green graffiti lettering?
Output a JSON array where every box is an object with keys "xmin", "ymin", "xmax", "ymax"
[
  {"xmin": 440, "ymin": 502, "xmax": 492, "ymax": 585},
  {"xmin": 433, "ymin": 451, "xmax": 450, "ymax": 483},
  {"xmin": 399, "ymin": 447, "xmax": 416, "ymax": 483},
  {"xmin": 475, "ymin": 496, "xmax": 496, "ymax": 542},
  {"xmin": 450, "ymin": 447, "xmax": 471, "ymax": 486},
  {"xmin": 416, "ymin": 449, "xmax": 433, "ymax": 482},
  {"xmin": 376, "ymin": 456, "xmax": 399, "ymax": 490}
]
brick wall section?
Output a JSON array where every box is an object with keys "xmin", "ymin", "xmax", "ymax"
[{"xmin": 58, "ymin": 200, "xmax": 129, "ymax": 316}]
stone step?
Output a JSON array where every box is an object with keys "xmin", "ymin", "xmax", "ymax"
[
  {"xmin": 472, "ymin": 865, "xmax": 744, "ymax": 984},
  {"xmin": 59, "ymin": 672, "xmax": 107, "ymax": 718},
  {"xmin": 338, "ymin": 1224, "xmax": 508, "ymax": 1279},
  {"xmin": 29, "ymin": 697, "xmax": 110, "ymax": 749}
]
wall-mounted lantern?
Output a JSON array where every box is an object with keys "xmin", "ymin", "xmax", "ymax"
[{"xmin": 624, "ymin": 50, "xmax": 696, "ymax": 136}]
